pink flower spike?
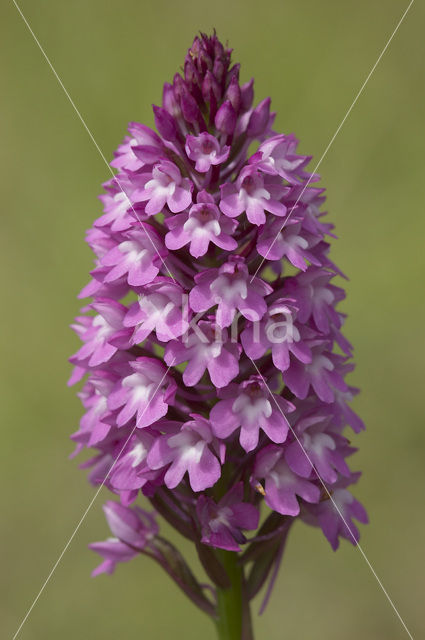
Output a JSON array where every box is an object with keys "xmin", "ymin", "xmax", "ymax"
[{"xmin": 70, "ymin": 34, "xmax": 367, "ymax": 614}]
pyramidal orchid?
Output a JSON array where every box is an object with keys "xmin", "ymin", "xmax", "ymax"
[{"xmin": 70, "ymin": 32, "xmax": 367, "ymax": 639}]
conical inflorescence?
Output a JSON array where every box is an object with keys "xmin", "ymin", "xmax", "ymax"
[{"xmin": 70, "ymin": 32, "xmax": 367, "ymax": 612}]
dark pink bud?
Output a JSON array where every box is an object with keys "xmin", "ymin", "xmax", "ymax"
[
  {"xmin": 202, "ymin": 70, "xmax": 221, "ymax": 103},
  {"xmin": 153, "ymin": 106, "xmax": 179, "ymax": 142},
  {"xmin": 162, "ymin": 83, "xmax": 180, "ymax": 118},
  {"xmin": 227, "ymin": 63, "xmax": 240, "ymax": 85},
  {"xmin": 184, "ymin": 60, "xmax": 203, "ymax": 104},
  {"xmin": 225, "ymin": 76, "xmax": 242, "ymax": 113},
  {"xmin": 184, "ymin": 59, "xmax": 199, "ymax": 86},
  {"xmin": 241, "ymin": 78, "xmax": 254, "ymax": 110},
  {"xmin": 248, "ymin": 97, "xmax": 271, "ymax": 136},
  {"xmin": 181, "ymin": 91, "xmax": 205, "ymax": 130},
  {"xmin": 215, "ymin": 100, "xmax": 237, "ymax": 135},
  {"xmin": 213, "ymin": 59, "xmax": 225, "ymax": 84},
  {"xmin": 132, "ymin": 145, "xmax": 163, "ymax": 164},
  {"xmin": 172, "ymin": 73, "xmax": 185, "ymax": 102}
]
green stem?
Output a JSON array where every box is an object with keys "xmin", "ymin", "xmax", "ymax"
[{"xmin": 215, "ymin": 551, "xmax": 254, "ymax": 640}]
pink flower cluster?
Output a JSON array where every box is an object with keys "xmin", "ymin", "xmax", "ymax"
[{"xmin": 70, "ymin": 33, "xmax": 366, "ymax": 606}]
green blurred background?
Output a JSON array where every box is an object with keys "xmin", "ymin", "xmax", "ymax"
[{"xmin": 1, "ymin": 1, "xmax": 424, "ymax": 638}]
